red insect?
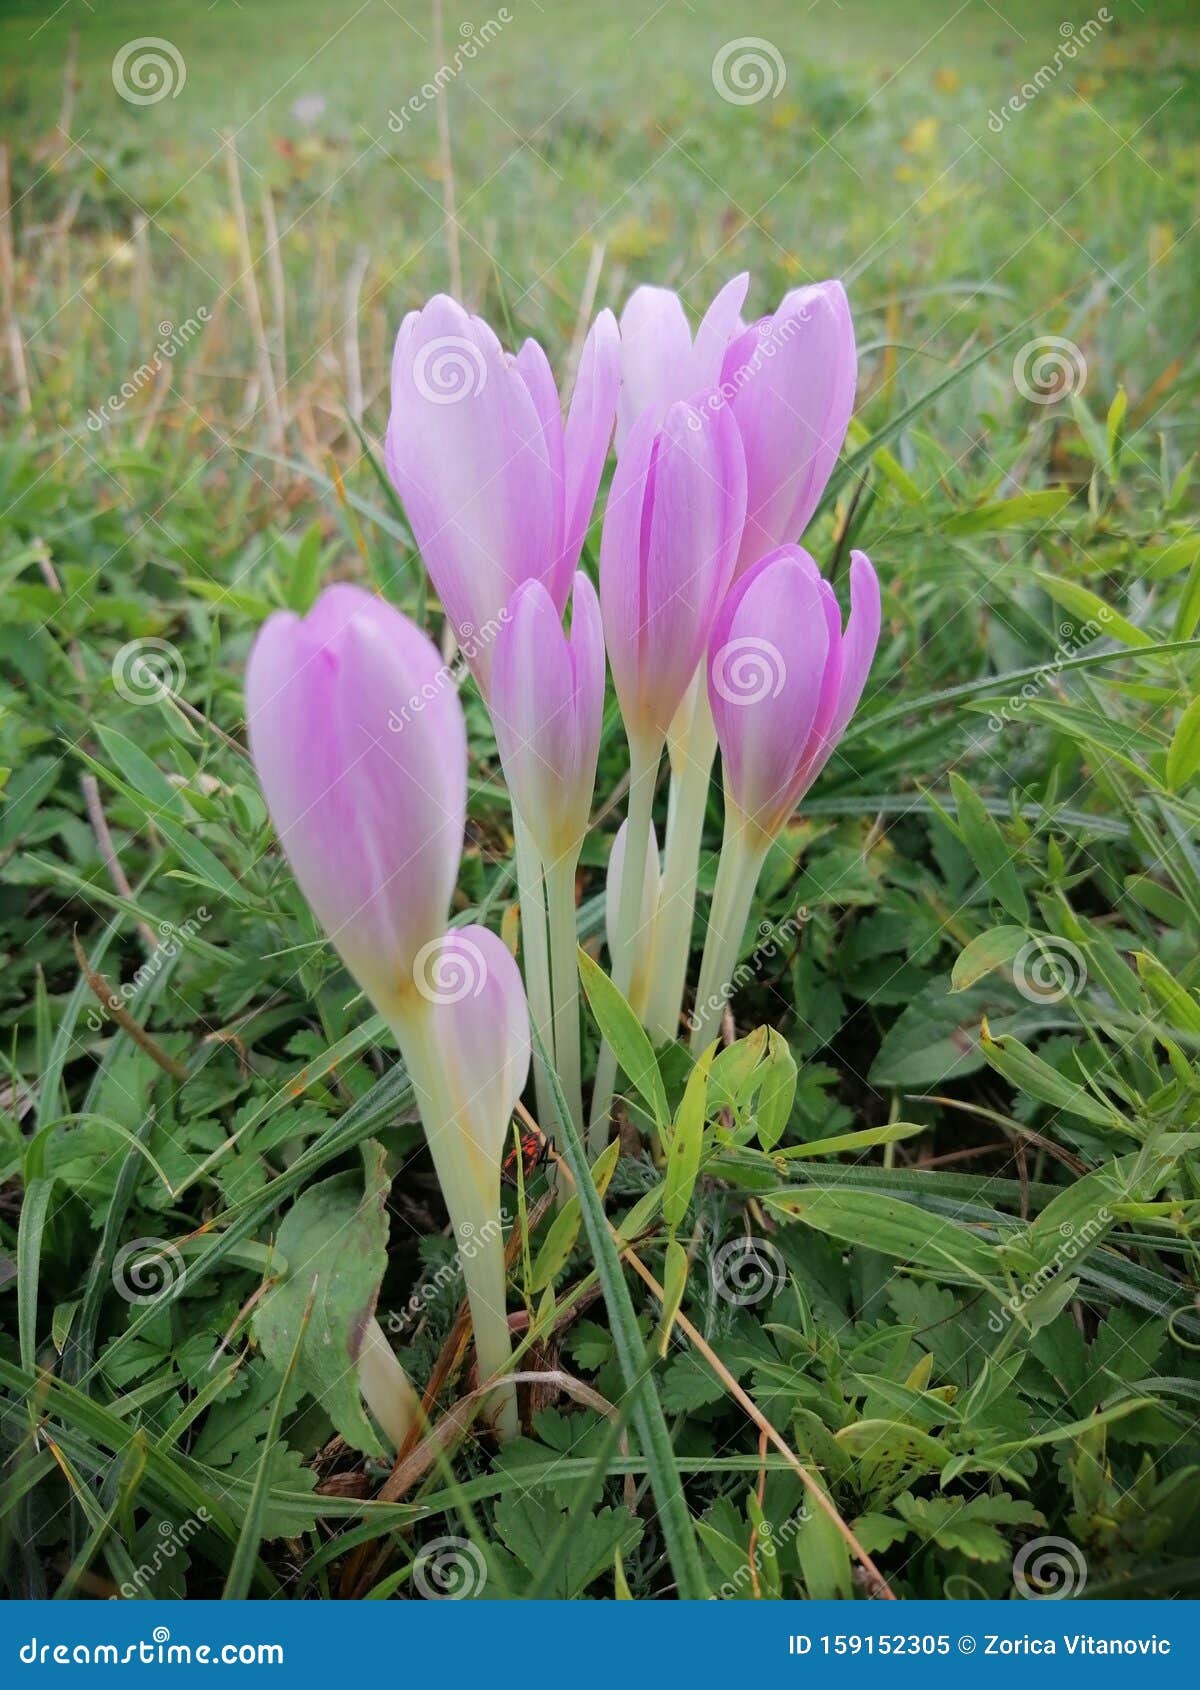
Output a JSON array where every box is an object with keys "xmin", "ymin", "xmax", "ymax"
[{"xmin": 501, "ymin": 1124, "xmax": 553, "ymax": 1185}]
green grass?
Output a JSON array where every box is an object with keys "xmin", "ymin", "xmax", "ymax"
[{"xmin": 2, "ymin": 0, "xmax": 1200, "ymax": 1602}]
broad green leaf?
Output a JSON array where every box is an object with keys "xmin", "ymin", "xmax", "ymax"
[
  {"xmin": 942, "ymin": 487, "xmax": 1072, "ymax": 536},
  {"xmin": 951, "ymin": 926, "xmax": 1027, "ymax": 991},
  {"xmin": 530, "ymin": 1196, "xmax": 583, "ymax": 1292},
  {"xmin": 1035, "ymin": 572, "xmax": 1153, "ymax": 648},
  {"xmin": 950, "ymin": 773, "xmax": 1028, "ymax": 922},
  {"xmin": 979, "ymin": 1021, "xmax": 1123, "ymax": 1128},
  {"xmin": 1166, "ymin": 694, "xmax": 1200, "ymax": 790},
  {"xmin": 252, "ymin": 1143, "xmax": 392, "ymax": 1457},
  {"xmin": 764, "ymin": 1186, "xmax": 1000, "ymax": 1283},
  {"xmin": 577, "ymin": 948, "xmax": 668, "ymax": 1131},
  {"xmin": 663, "ymin": 1043, "xmax": 714, "ymax": 1228}
]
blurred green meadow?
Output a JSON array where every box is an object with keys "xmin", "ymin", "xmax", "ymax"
[{"xmin": 2, "ymin": 0, "xmax": 1200, "ymax": 1601}]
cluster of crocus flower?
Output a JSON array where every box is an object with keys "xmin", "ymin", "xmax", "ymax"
[{"xmin": 245, "ymin": 273, "xmax": 879, "ymax": 1446}]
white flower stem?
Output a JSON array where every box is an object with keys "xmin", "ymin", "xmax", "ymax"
[
  {"xmin": 391, "ymin": 1004, "xmax": 518, "ymax": 1442},
  {"xmin": 689, "ymin": 805, "xmax": 770, "ymax": 1053},
  {"xmin": 643, "ymin": 686, "xmax": 718, "ymax": 1045},
  {"xmin": 546, "ymin": 850, "xmax": 584, "ymax": 1139},
  {"xmin": 588, "ymin": 735, "xmax": 660, "ymax": 1154},
  {"xmin": 513, "ymin": 810, "xmax": 555, "ymax": 1132},
  {"xmin": 357, "ymin": 1317, "xmax": 420, "ymax": 1451}
]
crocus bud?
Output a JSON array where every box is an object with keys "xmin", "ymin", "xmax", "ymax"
[
  {"xmin": 616, "ymin": 274, "xmax": 749, "ymax": 445},
  {"xmin": 490, "ymin": 573, "xmax": 605, "ymax": 866},
  {"xmin": 386, "ymin": 294, "xmax": 619, "ymax": 697},
  {"xmin": 409, "ymin": 925, "xmax": 529, "ymax": 1443},
  {"xmin": 600, "ymin": 397, "xmax": 746, "ymax": 752},
  {"xmin": 423, "ymin": 926, "xmax": 531, "ymax": 1190},
  {"xmin": 605, "ymin": 818, "xmax": 660, "ymax": 1019},
  {"xmin": 721, "ymin": 281, "xmax": 856, "ymax": 577},
  {"xmin": 708, "ymin": 546, "xmax": 880, "ymax": 842},
  {"xmin": 245, "ymin": 583, "xmax": 465, "ymax": 1019}
]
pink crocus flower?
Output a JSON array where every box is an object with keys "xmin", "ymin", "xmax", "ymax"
[
  {"xmin": 690, "ymin": 545, "xmax": 880, "ymax": 1051},
  {"xmin": 599, "ymin": 395, "xmax": 747, "ymax": 755},
  {"xmin": 245, "ymin": 582, "xmax": 465, "ymax": 1019},
  {"xmin": 385, "ymin": 294, "xmax": 619, "ymax": 697},
  {"xmin": 490, "ymin": 572, "xmax": 606, "ymax": 866},
  {"xmin": 707, "ymin": 544, "xmax": 881, "ymax": 844},
  {"xmin": 617, "ymin": 274, "xmax": 856, "ymax": 575}
]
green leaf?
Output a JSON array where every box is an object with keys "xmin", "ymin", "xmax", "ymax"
[
  {"xmin": 1166, "ymin": 694, "xmax": 1200, "ymax": 790},
  {"xmin": 950, "ymin": 773, "xmax": 1028, "ymax": 921},
  {"xmin": 764, "ymin": 1186, "xmax": 1000, "ymax": 1284},
  {"xmin": 534, "ymin": 1028, "xmax": 708, "ymax": 1599},
  {"xmin": 942, "ymin": 487, "xmax": 1072, "ymax": 536},
  {"xmin": 757, "ymin": 1029, "xmax": 797, "ymax": 1151},
  {"xmin": 530, "ymin": 1196, "xmax": 583, "ymax": 1292},
  {"xmin": 224, "ymin": 1289, "xmax": 312, "ymax": 1599},
  {"xmin": 1035, "ymin": 572, "xmax": 1153, "ymax": 648},
  {"xmin": 951, "ymin": 926, "xmax": 1027, "ymax": 991},
  {"xmin": 658, "ymin": 1238, "xmax": 689, "ymax": 1358},
  {"xmin": 663, "ymin": 1042, "xmax": 714, "ymax": 1228},
  {"xmin": 980, "ymin": 1021, "xmax": 1122, "ymax": 1128},
  {"xmin": 252, "ymin": 1143, "xmax": 392, "ymax": 1457},
  {"xmin": 577, "ymin": 947, "xmax": 668, "ymax": 1131}
]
